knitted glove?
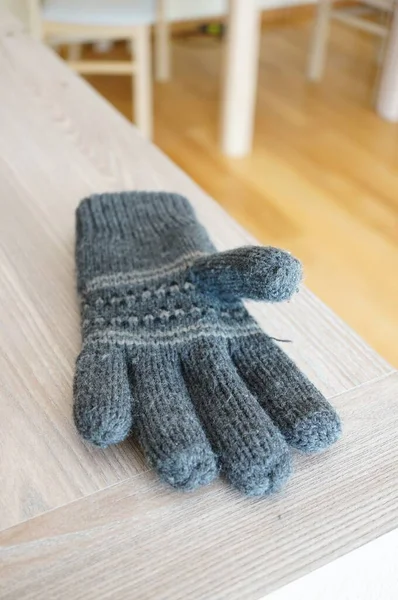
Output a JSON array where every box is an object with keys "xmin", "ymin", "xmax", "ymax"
[{"xmin": 74, "ymin": 192, "xmax": 341, "ymax": 496}]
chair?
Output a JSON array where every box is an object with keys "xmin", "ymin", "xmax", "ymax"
[
  {"xmin": 27, "ymin": 0, "xmax": 171, "ymax": 139},
  {"xmin": 307, "ymin": 0, "xmax": 394, "ymax": 82}
]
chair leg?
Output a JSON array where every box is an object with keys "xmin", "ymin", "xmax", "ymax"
[
  {"xmin": 307, "ymin": 0, "xmax": 332, "ymax": 82},
  {"xmin": 155, "ymin": 0, "xmax": 171, "ymax": 81},
  {"xmin": 67, "ymin": 44, "xmax": 82, "ymax": 61},
  {"xmin": 133, "ymin": 26, "xmax": 153, "ymax": 139},
  {"xmin": 376, "ymin": 5, "xmax": 398, "ymax": 122},
  {"xmin": 27, "ymin": 0, "xmax": 43, "ymax": 40}
]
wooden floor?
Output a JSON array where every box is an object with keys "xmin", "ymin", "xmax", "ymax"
[{"xmin": 82, "ymin": 14, "xmax": 398, "ymax": 367}]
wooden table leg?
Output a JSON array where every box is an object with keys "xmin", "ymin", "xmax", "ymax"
[
  {"xmin": 155, "ymin": 0, "xmax": 170, "ymax": 81},
  {"xmin": 134, "ymin": 25, "xmax": 153, "ymax": 140},
  {"xmin": 376, "ymin": 4, "xmax": 398, "ymax": 122},
  {"xmin": 220, "ymin": 0, "xmax": 260, "ymax": 157}
]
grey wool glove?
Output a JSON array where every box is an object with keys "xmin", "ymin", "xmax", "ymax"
[{"xmin": 74, "ymin": 191, "xmax": 341, "ymax": 496}]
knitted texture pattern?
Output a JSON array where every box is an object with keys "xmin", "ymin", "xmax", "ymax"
[{"xmin": 74, "ymin": 191, "xmax": 341, "ymax": 496}]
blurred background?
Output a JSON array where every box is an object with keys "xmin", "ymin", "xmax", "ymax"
[{"xmin": 5, "ymin": 0, "xmax": 398, "ymax": 366}]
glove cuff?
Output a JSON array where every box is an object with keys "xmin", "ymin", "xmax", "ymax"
[
  {"xmin": 76, "ymin": 191, "xmax": 215, "ymax": 293},
  {"xmin": 76, "ymin": 191, "xmax": 197, "ymax": 239}
]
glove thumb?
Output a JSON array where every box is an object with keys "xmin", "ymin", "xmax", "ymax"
[{"xmin": 190, "ymin": 246, "xmax": 302, "ymax": 302}]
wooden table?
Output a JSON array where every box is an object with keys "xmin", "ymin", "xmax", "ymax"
[{"xmin": 1, "ymin": 10, "xmax": 398, "ymax": 600}]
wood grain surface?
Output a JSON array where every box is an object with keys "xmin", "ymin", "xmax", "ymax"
[
  {"xmin": 0, "ymin": 9, "xmax": 397, "ymax": 599},
  {"xmin": 2, "ymin": 374, "xmax": 398, "ymax": 600}
]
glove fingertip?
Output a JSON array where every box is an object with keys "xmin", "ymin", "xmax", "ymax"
[
  {"xmin": 229, "ymin": 446, "xmax": 292, "ymax": 497},
  {"xmin": 258, "ymin": 248, "xmax": 303, "ymax": 303},
  {"xmin": 288, "ymin": 409, "xmax": 342, "ymax": 453},
  {"xmin": 156, "ymin": 444, "xmax": 219, "ymax": 491},
  {"xmin": 74, "ymin": 346, "xmax": 134, "ymax": 448}
]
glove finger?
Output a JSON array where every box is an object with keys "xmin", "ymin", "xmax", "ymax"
[
  {"xmin": 132, "ymin": 347, "xmax": 218, "ymax": 491},
  {"xmin": 73, "ymin": 344, "xmax": 134, "ymax": 447},
  {"xmin": 230, "ymin": 333, "xmax": 342, "ymax": 453},
  {"xmin": 181, "ymin": 339, "xmax": 291, "ymax": 496}
]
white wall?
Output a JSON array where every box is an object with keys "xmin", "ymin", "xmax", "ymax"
[{"xmin": 3, "ymin": 0, "xmax": 313, "ymax": 27}]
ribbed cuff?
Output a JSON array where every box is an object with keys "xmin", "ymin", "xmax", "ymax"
[
  {"xmin": 76, "ymin": 191, "xmax": 195, "ymax": 239},
  {"xmin": 75, "ymin": 191, "xmax": 215, "ymax": 291}
]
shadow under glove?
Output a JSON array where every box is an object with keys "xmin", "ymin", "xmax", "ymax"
[{"xmin": 74, "ymin": 191, "xmax": 341, "ymax": 496}]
